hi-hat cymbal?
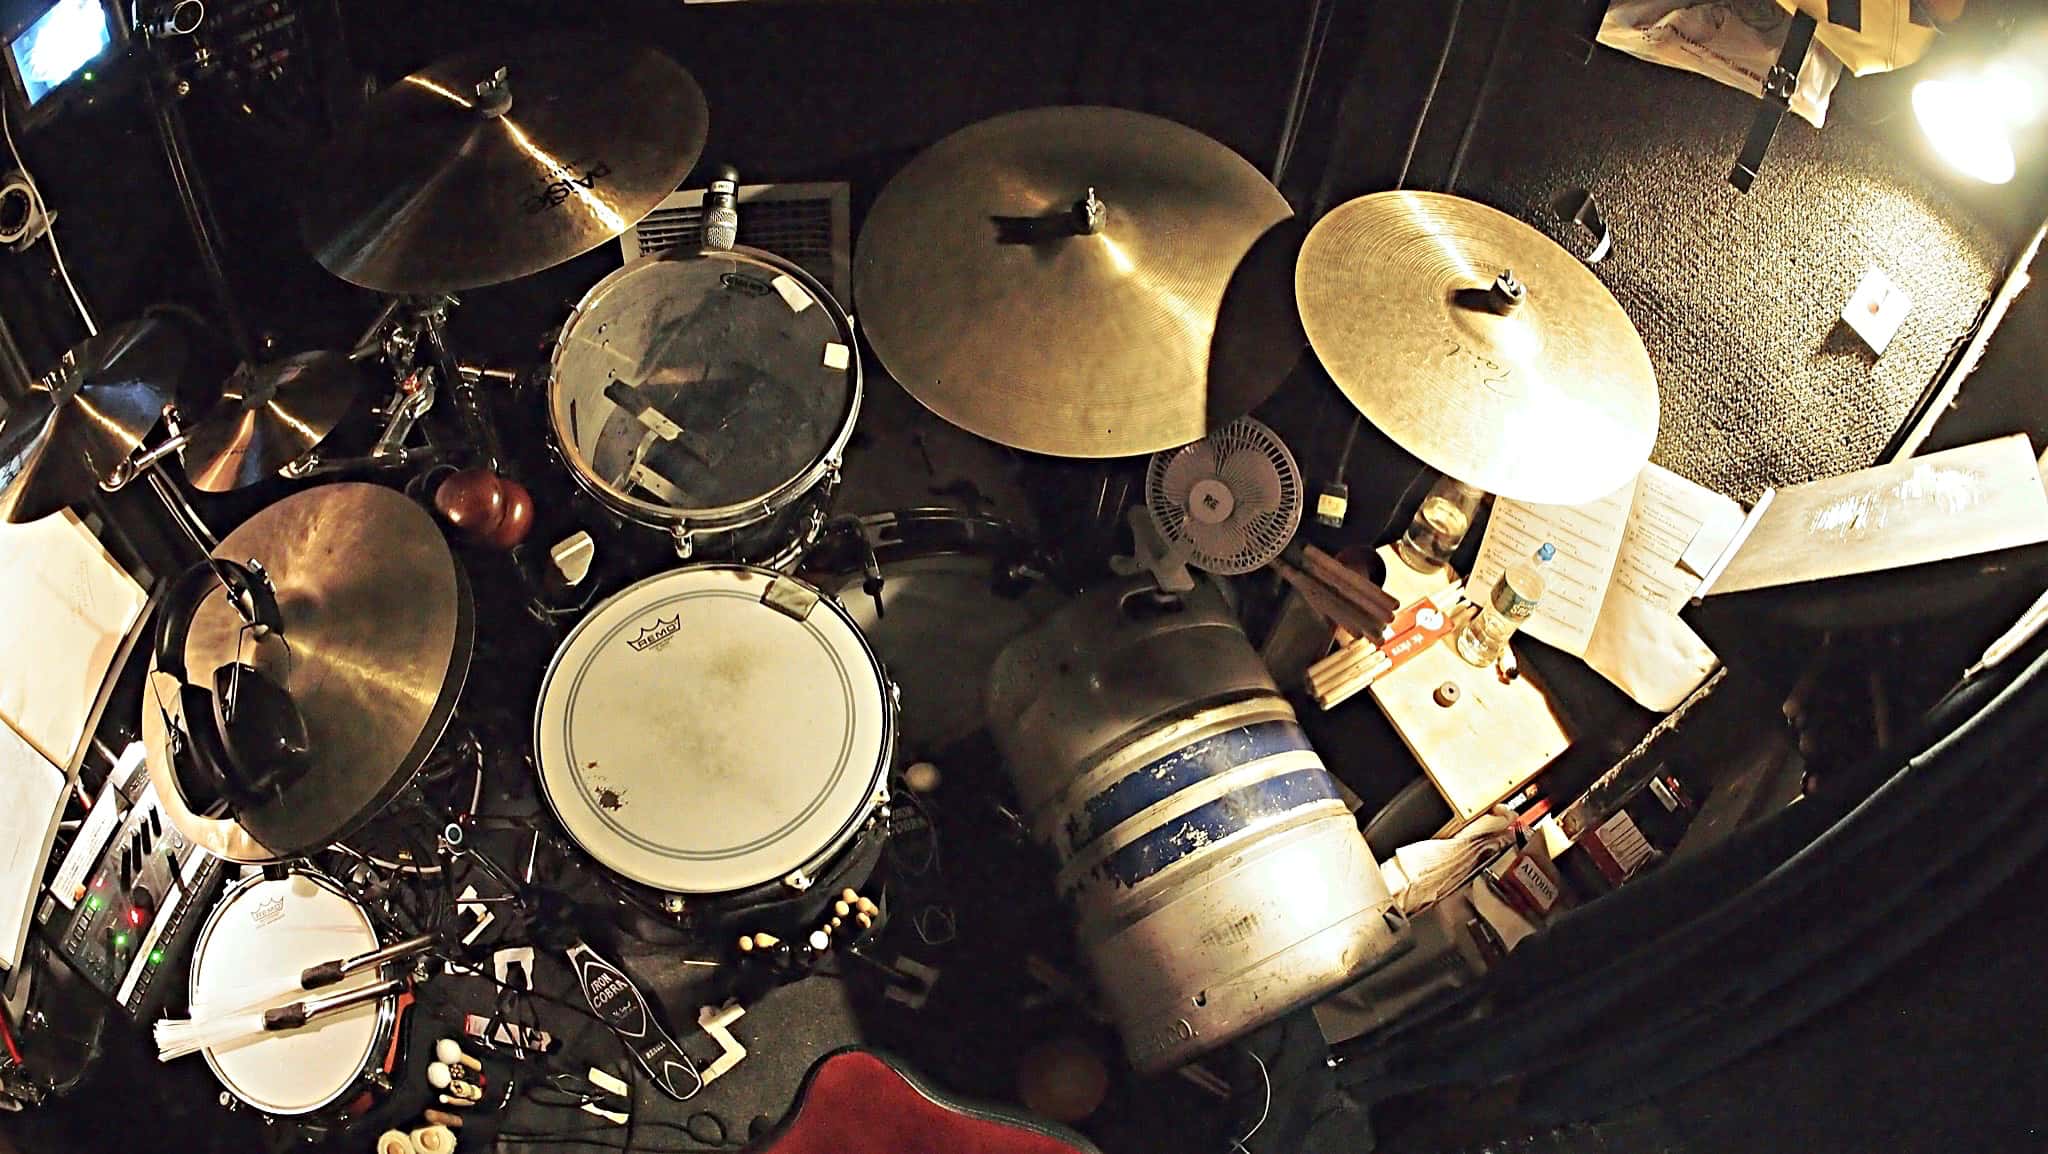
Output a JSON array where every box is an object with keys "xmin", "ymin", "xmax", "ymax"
[
  {"xmin": 299, "ymin": 35, "xmax": 708, "ymax": 294},
  {"xmin": 1, "ymin": 318, "xmax": 184, "ymax": 522},
  {"xmin": 183, "ymin": 351, "xmax": 365, "ymax": 492},
  {"xmin": 854, "ymin": 106, "xmax": 1303, "ymax": 459},
  {"xmin": 1296, "ymin": 192, "xmax": 1658, "ymax": 506},
  {"xmin": 144, "ymin": 483, "xmax": 472, "ymax": 858}
]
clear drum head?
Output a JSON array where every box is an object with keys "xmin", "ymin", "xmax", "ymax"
[
  {"xmin": 535, "ymin": 565, "xmax": 893, "ymax": 895},
  {"xmin": 548, "ymin": 247, "xmax": 858, "ymax": 528},
  {"xmin": 191, "ymin": 871, "xmax": 389, "ymax": 1116}
]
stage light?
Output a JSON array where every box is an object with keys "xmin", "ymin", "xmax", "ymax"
[{"xmin": 1914, "ymin": 51, "xmax": 2047, "ymax": 185}]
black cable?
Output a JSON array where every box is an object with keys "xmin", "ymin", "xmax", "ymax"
[
  {"xmin": 1442, "ymin": 0, "xmax": 1520, "ymax": 195},
  {"xmin": 1272, "ymin": 0, "xmax": 1339, "ymax": 186},
  {"xmin": 1394, "ymin": 0, "xmax": 1465, "ymax": 193}
]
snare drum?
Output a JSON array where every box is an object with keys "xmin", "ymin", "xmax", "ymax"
[
  {"xmin": 535, "ymin": 565, "xmax": 895, "ymax": 922},
  {"xmin": 190, "ymin": 870, "xmax": 405, "ymax": 1121},
  {"xmin": 547, "ymin": 246, "xmax": 861, "ymax": 570}
]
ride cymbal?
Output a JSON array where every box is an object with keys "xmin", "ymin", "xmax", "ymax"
[
  {"xmin": 855, "ymin": 106, "xmax": 1302, "ymax": 459},
  {"xmin": 1296, "ymin": 191, "xmax": 1658, "ymax": 506},
  {"xmin": 145, "ymin": 483, "xmax": 472, "ymax": 857},
  {"xmin": 183, "ymin": 351, "xmax": 365, "ymax": 492},
  {"xmin": 299, "ymin": 35, "xmax": 708, "ymax": 294},
  {"xmin": 1, "ymin": 318, "xmax": 183, "ymax": 522}
]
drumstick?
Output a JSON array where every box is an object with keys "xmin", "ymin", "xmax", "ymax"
[
  {"xmin": 155, "ymin": 978, "xmax": 405, "ymax": 1062},
  {"xmin": 183, "ymin": 933, "xmax": 437, "ymax": 1023}
]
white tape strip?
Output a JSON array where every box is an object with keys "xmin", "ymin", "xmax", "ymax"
[
  {"xmin": 771, "ymin": 274, "xmax": 814, "ymax": 313},
  {"xmin": 635, "ymin": 407, "xmax": 684, "ymax": 441},
  {"xmin": 823, "ymin": 342, "xmax": 850, "ymax": 371}
]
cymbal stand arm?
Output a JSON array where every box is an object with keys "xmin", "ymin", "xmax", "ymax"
[
  {"xmin": 412, "ymin": 298, "xmax": 505, "ymax": 473},
  {"xmin": 142, "ymin": 465, "xmax": 216, "ymax": 553}
]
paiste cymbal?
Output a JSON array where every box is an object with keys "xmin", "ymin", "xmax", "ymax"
[
  {"xmin": 299, "ymin": 35, "xmax": 708, "ymax": 294},
  {"xmin": 144, "ymin": 483, "xmax": 473, "ymax": 858},
  {"xmin": 183, "ymin": 351, "xmax": 366, "ymax": 492},
  {"xmin": 1, "ymin": 318, "xmax": 184, "ymax": 522},
  {"xmin": 855, "ymin": 106, "xmax": 1303, "ymax": 458},
  {"xmin": 1296, "ymin": 192, "xmax": 1658, "ymax": 506}
]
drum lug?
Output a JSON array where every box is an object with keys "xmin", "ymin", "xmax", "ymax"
[
  {"xmin": 662, "ymin": 895, "xmax": 687, "ymax": 915},
  {"xmin": 783, "ymin": 868, "xmax": 814, "ymax": 892},
  {"xmin": 822, "ymin": 458, "xmax": 842, "ymax": 487},
  {"xmin": 670, "ymin": 523, "xmax": 696, "ymax": 559},
  {"xmin": 365, "ymin": 1070, "xmax": 392, "ymax": 1094},
  {"xmin": 218, "ymin": 1091, "xmax": 237, "ymax": 1111}
]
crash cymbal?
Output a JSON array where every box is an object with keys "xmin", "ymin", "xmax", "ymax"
[
  {"xmin": 299, "ymin": 35, "xmax": 708, "ymax": 294},
  {"xmin": 145, "ymin": 483, "xmax": 472, "ymax": 857},
  {"xmin": 854, "ymin": 106, "xmax": 1302, "ymax": 458},
  {"xmin": 1, "ymin": 318, "xmax": 184, "ymax": 522},
  {"xmin": 1296, "ymin": 191, "xmax": 1658, "ymax": 506},
  {"xmin": 183, "ymin": 351, "xmax": 365, "ymax": 492}
]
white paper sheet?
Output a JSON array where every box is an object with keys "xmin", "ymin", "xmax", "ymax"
[
  {"xmin": 0, "ymin": 511, "xmax": 147, "ymax": 769},
  {"xmin": 1467, "ymin": 480, "xmax": 1634, "ymax": 655},
  {"xmin": 1469, "ymin": 466, "xmax": 1745, "ymax": 711},
  {"xmin": 1583, "ymin": 467, "xmax": 1745, "ymax": 710},
  {"xmin": 0, "ymin": 718, "xmax": 66, "ymax": 970}
]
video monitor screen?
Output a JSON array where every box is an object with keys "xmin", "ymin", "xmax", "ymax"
[{"xmin": 9, "ymin": 0, "xmax": 111, "ymax": 108}]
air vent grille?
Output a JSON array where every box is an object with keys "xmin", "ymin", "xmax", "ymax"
[{"xmin": 620, "ymin": 182, "xmax": 851, "ymax": 302}]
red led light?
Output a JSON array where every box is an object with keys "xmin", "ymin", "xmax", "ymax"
[{"xmin": 127, "ymin": 909, "xmax": 143, "ymax": 927}]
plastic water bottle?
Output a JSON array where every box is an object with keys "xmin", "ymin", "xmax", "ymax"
[{"xmin": 1455, "ymin": 542, "xmax": 1555, "ymax": 667}]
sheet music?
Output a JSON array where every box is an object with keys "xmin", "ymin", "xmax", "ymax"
[
  {"xmin": 0, "ymin": 717, "xmax": 66, "ymax": 971},
  {"xmin": 1469, "ymin": 466, "xmax": 1745, "ymax": 711},
  {"xmin": 0, "ymin": 511, "xmax": 147, "ymax": 769},
  {"xmin": 1583, "ymin": 466, "xmax": 1744, "ymax": 710},
  {"xmin": 1468, "ymin": 480, "xmax": 1635, "ymax": 656}
]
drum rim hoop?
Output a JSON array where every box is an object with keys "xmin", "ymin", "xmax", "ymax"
[
  {"xmin": 533, "ymin": 563, "xmax": 897, "ymax": 894},
  {"xmin": 191, "ymin": 868, "xmax": 396, "ymax": 1117}
]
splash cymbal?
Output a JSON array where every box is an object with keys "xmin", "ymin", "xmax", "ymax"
[
  {"xmin": 854, "ymin": 106, "xmax": 1302, "ymax": 459},
  {"xmin": 1295, "ymin": 191, "xmax": 1658, "ymax": 505},
  {"xmin": 299, "ymin": 35, "xmax": 709, "ymax": 294},
  {"xmin": 183, "ymin": 351, "xmax": 366, "ymax": 492}
]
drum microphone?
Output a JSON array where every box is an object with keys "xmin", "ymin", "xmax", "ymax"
[{"xmin": 702, "ymin": 165, "xmax": 740, "ymax": 252}]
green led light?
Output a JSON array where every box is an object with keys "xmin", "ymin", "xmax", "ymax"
[
  {"xmin": 81, "ymin": 71, "xmax": 93, "ymax": 82},
  {"xmin": 148, "ymin": 949, "xmax": 163, "ymax": 966},
  {"xmin": 113, "ymin": 932, "xmax": 128, "ymax": 949},
  {"xmin": 85, "ymin": 895, "xmax": 100, "ymax": 911}
]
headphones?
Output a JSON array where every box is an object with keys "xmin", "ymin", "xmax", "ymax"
[{"xmin": 154, "ymin": 558, "xmax": 311, "ymax": 816}]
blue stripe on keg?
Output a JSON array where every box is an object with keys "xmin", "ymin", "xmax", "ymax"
[
  {"xmin": 1091, "ymin": 767, "xmax": 1340, "ymax": 889},
  {"xmin": 1063, "ymin": 719, "xmax": 1314, "ymax": 855}
]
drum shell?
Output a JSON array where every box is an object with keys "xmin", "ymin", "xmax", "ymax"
[
  {"xmin": 988, "ymin": 579, "xmax": 1399, "ymax": 1073},
  {"xmin": 545, "ymin": 245, "xmax": 858, "ymax": 570}
]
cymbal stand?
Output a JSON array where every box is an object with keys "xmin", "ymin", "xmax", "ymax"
[
  {"xmin": 281, "ymin": 299, "xmax": 441, "ymax": 479},
  {"xmin": 409, "ymin": 296, "xmax": 508, "ymax": 475}
]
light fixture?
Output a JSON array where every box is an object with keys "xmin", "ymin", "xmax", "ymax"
[{"xmin": 1914, "ymin": 52, "xmax": 2047, "ymax": 185}]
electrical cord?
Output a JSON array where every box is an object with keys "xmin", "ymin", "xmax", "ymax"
[
  {"xmin": 0, "ymin": 98, "xmax": 96, "ymax": 337},
  {"xmin": 1230, "ymin": 1051, "xmax": 1271, "ymax": 1154},
  {"xmin": 1322, "ymin": 0, "xmax": 1465, "ymax": 526}
]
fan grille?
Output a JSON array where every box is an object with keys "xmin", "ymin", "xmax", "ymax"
[{"xmin": 1146, "ymin": 417, "xmax": 1302, "ymax": 574}]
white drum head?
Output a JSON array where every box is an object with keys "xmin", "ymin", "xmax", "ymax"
[
  {"xmin": 192, "ymin": 872, "xmax": 387, "ymax": 1116},
  {"xmin": 536, "ymin": 566, "xmax": 891, "ymax": 894}
]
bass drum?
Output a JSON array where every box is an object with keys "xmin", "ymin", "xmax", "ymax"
[
  {"xmin": 812, "ymin": 509, "xmax": 1061, "ymax": 757},
  {"xmin": 190, "ymin": 869, "xmax": 407, "ymax": 1123},
  {"xmin": 547, "ymin": 245, "xmax": 860, "ymax": 571}
]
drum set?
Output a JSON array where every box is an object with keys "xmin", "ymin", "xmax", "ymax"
[{"xmin": 2, "ymin": 18, "xmax": 1665, "ymax": 1136}]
